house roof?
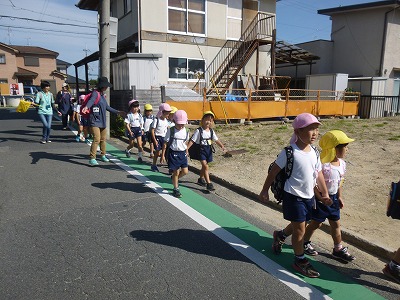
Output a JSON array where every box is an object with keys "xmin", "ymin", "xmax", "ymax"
[
  {"xmin": 0, "ymin": 42, "xmax": 59, "ymax": 57},
  {"xmin": 76, "ymin": 0, "xmax": 99, "ymax": 11},
  {"xmin": 14, "ymin": 67, "xmax": 38, "ymax": 77},
  {"xmin": 57, "ymin": 59, "xmax": 72, "ymax": 67},
  {"xmin": 275, "ymin": 41, "xmax": 320, "ymax": 66},
  {"xmin": 319, "ymin": 0, "xmax": 400, "ymax": 16}
]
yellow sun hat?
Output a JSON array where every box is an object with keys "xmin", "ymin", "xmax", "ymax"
[
  {"xmin": 319, "ymin": 130, "xmax": 355, "ymax": 163},
  {"xmin": 170, "ymin": 106, "xmax": 178, "ymax": 114},
  {"xmin": 144, "ymin": 103, "xmax": 153, "ymax": 111},
  {"xmin": 202, "ymin": 110, "xmax": 215, "ymax": 118}
]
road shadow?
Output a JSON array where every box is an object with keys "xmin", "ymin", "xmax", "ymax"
[{"xmin": 92, "ymin": 181, "xmax": 154, "ymax": 193}]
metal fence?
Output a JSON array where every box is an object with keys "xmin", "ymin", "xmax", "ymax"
[{"xmin": 358, "ymin": 95, "xmax": 400, "ymax": 118}]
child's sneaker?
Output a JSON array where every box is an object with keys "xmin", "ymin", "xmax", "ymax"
[
  {"xmin": 101, "ymin": 155, "xmax": 109, "ymax": 162},
  {"xmin": 206, "ymin": 183, "xmax": 215, "ymax": 191},
  {"xmin": 197, "ymin": 177, "xmax": 207, "ymax": 186},
  {"xmin": 138, "ymin": 157, "xmax": 143, "ymax": 163},
  {"xmin": 293, "ymin": 258, "xmax": 320, "ymax": 278},
  {"xmin": 151, "ymin": 165, "xmax": 159, "ymax": 172},
  {"xmin": 75, "ymin": 135, "xmax": 80, "ymax": 142},
  {"xmin": 332, "ymin": 246, "xmax": 355, "ymax": 262},
  {"xmin": 304, "ymin": 241, "xmax": 318, "ymax": 256},
  {"xmin": 125, "ymin": 149, "xmax": 131, "ymax": 158},
  {"xmin": 272, "ymin": 230, "xmax": 285, "ymax": 255},
  {"xmin": 89, "ymin": 159, "xmax": 98, "ymax": 166},
  {"xmin": 172, "ymin": 188, "xmax": 182, "ymax": 198},
  {"xmin": 382, "ymin": 264, "xmax": 400, "ymax": 284}
]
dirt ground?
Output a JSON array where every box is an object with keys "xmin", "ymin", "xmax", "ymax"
[{"xmin": 188, "ymin": 116, "xmax": 400, "ymax": 252}]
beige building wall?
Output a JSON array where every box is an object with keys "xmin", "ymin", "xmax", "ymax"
[
  {"xmin": 382, "ymin": 10, "xmax": 400, "ymax": 78},
  {"xmin": 0, "ymin": 47, "xmax": 17, "ymax": 83},
  {"xmin": 330, "ymin": 9, "xmax": 385, "ymax": 77}
]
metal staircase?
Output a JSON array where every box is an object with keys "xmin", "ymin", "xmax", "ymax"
[{"xmin": 194, "ymin": 12, "xmax": 275, "ymax": 96}]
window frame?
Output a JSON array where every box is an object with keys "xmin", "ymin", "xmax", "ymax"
[
  {"xmin": 0, "ymin": 54, "xmax": 5, "ymax": 64},
  {"xmin": 124, "ymin": 0, "xmax": 132, "ymax": 15},
  {"xmin": 167, "ymin": 0, "xmax": 207, "ymax": 37},
  {"xmin": 24, "ymin": 56, "xmax": 39, "ymax": 67},
  {"xmin": 168, "ymin": 56, "xmax": 206, "ymax": 81}
]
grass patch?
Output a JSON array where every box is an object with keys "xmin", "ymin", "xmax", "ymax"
[
  {"xmin": 388, "ymin": 135, "xmax": 400, "ymax": 141},
  {"xmin": 375, "ymin": 123, "xmax": 385, "ymax": 127}
]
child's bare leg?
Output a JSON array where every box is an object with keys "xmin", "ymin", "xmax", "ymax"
[
  {"xmin": 149, "ymin": 143, "xmax": 154, "ymax": 157},
  {"xmin": 152, "ymin": 150, "xmax": 159, "ymax": 166},
  {"xmin": 304, "ymin": 220, "xmax": 322, "ymax": 242},
  {"xmin": 200, "ymin": 160, "xmax": 210, "ymax": 182},
  {"xmin": 172, "ymin": 170, "xmax": 179, "ymax": 188},
  {"xmin": 328, "ymin": 219, "xmax": 342, "ymax": 247},
  {"xmin": 291, "ymin": 221, "xmax": 306, "ymax": 256},
  {"xmin": 137, "ymin": 137, "xmax": 143, "ymax": 160},
  {"xmin": 179, "ymin": 167, "xmax": 188, "ymax": 179}
]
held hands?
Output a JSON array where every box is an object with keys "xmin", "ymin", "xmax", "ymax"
[
  {"xmin": 118, "ymin": 111, "xmax": 127, "ymax": 118},
  {"xmin": 259, "ymin": 189, "xmax": 270, "ymax": 203},
  {"xmin": 81, "ymin": 107, "xmax": 89, "ymax": 114},
  {"xmin": 319, "ymin": 195, "xmax": 333, "ymax": 206},
  {"xmin": 57, "ymin": 111, "xmax": 62, "ymax": 116}
]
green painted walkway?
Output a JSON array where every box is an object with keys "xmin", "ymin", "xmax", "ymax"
[{"xmin": 107, "ymin": 144, "xmax": 384, "ymax": 300}]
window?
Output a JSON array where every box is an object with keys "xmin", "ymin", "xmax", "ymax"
[
  {"xmin": 227, "ymin": 0, "xmax": 242, "ymax": 40},
  {"xmin": 0, "ymin": 78, "xmax": 8, "ymax": 83},
  {"xmin": 124, "ymin": 0, "xmax": 131, "ymax": 14},
  {"xmin": 168, "ymin": 0, "xmax": 205, "ymax": 35},
  {"xmin": 169, "ymin": 57, "xmax": 205, "ymax": 80},
  {"xmin": 24, "ymin": 57, "xmax": 39, "ymax": 67},
  {"xmin": 0, "ymin": 54, "xmax": 5, "ymax": 64}
]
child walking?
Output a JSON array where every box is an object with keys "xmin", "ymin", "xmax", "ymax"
[
  {"xmin": 259, "ymin": 113, "xmax": 330, "ymax": 278},
  {"xmin": 150, "ymin": 103, "xmax": 172, "ymax": 172},
  {"xmin": 187, "ymin": 111, "xmax": 226, "ymax": 192},
  {"xmin": 302, "ymin": 130, "xmax": 356, "ymax": 262},
  {"xmin": 142, "ymin": 103, "xmax": 155, "ymax": 158},
  {"xmin": 164, "ymin": 110, "xmax": 189, "ymax": 198},
  {"xmin": 124, "ymin": 99, "xmax": 144, "ymax": 162}
]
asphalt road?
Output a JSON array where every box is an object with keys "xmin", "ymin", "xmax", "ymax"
[{"xmin": 0, "ymin": 108, "xmax": 398, "ymax": 299}]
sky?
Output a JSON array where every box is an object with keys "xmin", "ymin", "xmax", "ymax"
[{"xmin": 0, "ymin": 0, "xmax": 379, "ymax": 79}]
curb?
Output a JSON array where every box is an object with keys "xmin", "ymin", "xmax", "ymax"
[{"xmin": 114, "ymin": 135, "xmax": 395, "ymax": 261}]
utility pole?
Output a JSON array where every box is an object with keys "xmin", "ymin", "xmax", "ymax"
[{"xmin": 99, "ymin": 0, "xmax": 111, "ymax": 138}]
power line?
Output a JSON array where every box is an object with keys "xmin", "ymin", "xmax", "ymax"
[
  {"xmin": 0, "ymin": 14, "xmax": 97, "ymax": 29},
  {"xmin": 0, "ymin": 24, "xmax": 97, "ymax": 37}
]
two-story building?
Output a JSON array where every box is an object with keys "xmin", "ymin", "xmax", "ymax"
[
  {"xmin": 276, "ymin": 0, "xmax": 400, "ymax": 96},
  {"xmin": 0, "ymin": 42, "xmax": 66, "ymax": 95},
  {"xmin": 77, "ymin": 0, "xmax": 277, "ymax": 95}
]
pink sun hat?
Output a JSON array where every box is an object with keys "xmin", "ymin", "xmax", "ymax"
[
  {"xmin": 290, "ymin": 113, "xmax": 321, "ymax": 144},
  {"xmin": 156, "ymin": 103, "xmax": 172, "ymax": 117}
]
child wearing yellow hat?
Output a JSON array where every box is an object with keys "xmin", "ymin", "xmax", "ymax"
[
  {"xmin": 187, "ymin": 111, "xmax": 226, "ymax": 191},
  {"xmin": 303, "ymin": 129, "xmax": 356, "ymax": 262}
]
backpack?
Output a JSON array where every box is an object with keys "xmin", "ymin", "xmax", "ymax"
[
  {"xmin": 387, "ymin": 181, "xmax": 400, "ymax": 220},
  {"xmin": 268, "ymin": 145, "xmax": 319, "ymax": 203},
  {"xmin": 188, "ymin": 127, "xmax": 215, "ymax": 161},
  {"xmin": 79, "ymin": 91, "xmax": 101, "ymax": 119}
]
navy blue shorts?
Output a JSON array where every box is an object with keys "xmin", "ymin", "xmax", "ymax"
[
  {"xmin": 81, "ymin": 117, "xmax": 90, "ymax": 127},
  {"xmin": 127, "ymin": 127, "xmax": 142, "ymax": 140},
  {"xmin": 168, "ymin": 150, "xmax": 188, "ymax": 171},
  {"xmin": 142, "ymin": 131, "xmax": 151, "ymax": 145},
  {"xmin": 153, "ymin": 136, "xmax": 164, "ymax": 151},
  {"xmin": 282, "ymin": 191, "xmax": 315, "ymax": 222},
  {"xmin": 311, "ymin": 193, "xmax": 341, "ymax": 222},
  {"xmin": 200, "ymin": 145, "xmax": 213, "ymax": 162}
]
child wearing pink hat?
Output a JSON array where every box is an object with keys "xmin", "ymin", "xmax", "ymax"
[
  {"xmin": 302, "ymin": 130, "xmax": 355, "ymax": 262},
  {"xmin": 164, "ymin": 110, "xmax": 190, "ymax": 197},
  {"xmin": 259, "ymin": 113, "xmax": 330, "ymax": 278},
  {"xmin": 150, "ymin": 103, "xmax": 172, "ymax": 171}
]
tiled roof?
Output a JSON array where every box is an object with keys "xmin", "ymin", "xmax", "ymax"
[{"xmin": 8, "ymin": 45, "xmax": 59, "ymax": 57}]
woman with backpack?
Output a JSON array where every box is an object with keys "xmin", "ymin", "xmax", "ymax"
[{"xmin": 81, "ymin": 77, "xmax": 126, "ymax": 166}]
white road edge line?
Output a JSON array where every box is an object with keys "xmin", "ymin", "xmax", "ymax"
[{"xmin": 74, "ymin": 132, "xmax": 332, "ymax": 300}]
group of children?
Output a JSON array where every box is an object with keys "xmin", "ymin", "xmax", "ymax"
[
  {"xmin": 260, "ymin": 113, "xmax": 356, "ymax": 278},
  {"xmin": 122, "ymin": 100, "xmax": 226, "ymax": 198}
]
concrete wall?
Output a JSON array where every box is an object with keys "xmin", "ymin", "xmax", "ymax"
[
  {"xmin": 330, "ymin": 9, "xmax": 386, "ymax": 77},
  {"xmin": 0, "ymin": 46, "xmax": 17, "ymax": 83},
  {"xmin": 382, "ymin": 9, "xmax": 400, "ymax": 78}
]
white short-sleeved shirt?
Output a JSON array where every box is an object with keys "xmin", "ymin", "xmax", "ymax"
[
  {"xmin": 165, "ymin": 127, "xmax": 189, "ymax": 151},
  {"xmin": 143, "ymin": 115, "xmax": 154, "ymax": 132},
  {"xmin": 74, "ymin": 103, "xmax": 81, "ymax": 113},
  {"xmin": 322, "ymin": 159, "xmax": 346, "ymax": 195},
  {"xmin": 190, "ymin": 128, "xmax": 218, "ymax": 145},
  {"xmin": 275, "ymin": 143, "xmax": 321, "ymax": 199},
  {"xmin": 152, "ymin": 117, "xmax": 169, "ymax": 137},
  {"xmin": 124, "ymin": 112, "xmax": 143, "ymax": 128}
]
